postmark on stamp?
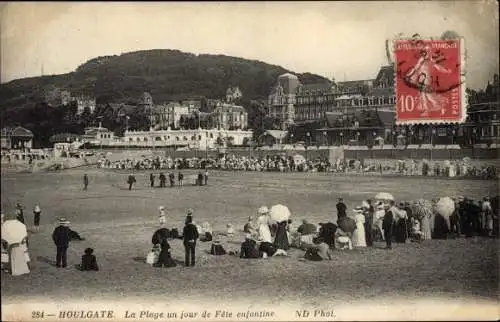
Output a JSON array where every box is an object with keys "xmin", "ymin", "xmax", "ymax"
[{"xmin": 394, "ymin": 35, "xmax": 466, "ymax": 125}]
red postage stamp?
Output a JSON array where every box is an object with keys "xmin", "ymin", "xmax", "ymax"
[{"xmin": 394, "ymin": 37, "xmax": 466, "ymax": 124}]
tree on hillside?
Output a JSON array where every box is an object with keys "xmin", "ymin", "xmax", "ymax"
[
  {"xmin": 79, "ymin": 106, "xmax": 92, "ymax": 128},
  {"xmin": 93, "ymin": 104, "xmax": 117, "ymax": 129},
  {"xmin": 1, "ymin": 50, "xmax": 329, "ymax": 113},
  {"xmin": 248, "ymin": 99, "xmax": 268, "ymax": 139},
  {"xmin": 127, "ymin": 108, "xmax": 149, "ymax": 131}
]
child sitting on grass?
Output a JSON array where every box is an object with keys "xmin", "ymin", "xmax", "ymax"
[
  {"xmin": 79, "ymin": 248, "xmax": 99, "ymax": 271},
  {"xmin": 410, "ymin": 218, "xmax": 424, "ymax": 242}
]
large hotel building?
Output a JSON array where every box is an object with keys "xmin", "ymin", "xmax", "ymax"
[{"xmin": 268, "ymin": 66, "xmax": 500, "ymax": 147}]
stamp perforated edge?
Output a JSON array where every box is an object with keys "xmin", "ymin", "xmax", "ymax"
[{"xmin": 393, "ymin": 36, "xmax": 468, "ymax": 126}]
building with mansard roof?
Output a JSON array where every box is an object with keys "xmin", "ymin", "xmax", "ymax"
[
  {"xmin": 267, "ymin": 66, "xmax": 396, "ymax": 130},
  {"xmin": 267, "ymin": 73, "xmax": 301, "ymax": 129}
]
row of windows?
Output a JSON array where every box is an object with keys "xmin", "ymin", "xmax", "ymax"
[
  {"xmin": 388, "ymin": 125, "xmax": 500, "ymax": 138},
  {"xmin": 127, "ymin": 133, "xmax": 218, "ymax": 143},
  {"xmin": 272, "ymin": 95, "xmax": 396, "ymax": 107},
  {"xmin": 296, "ymin": 95, "xmax": 337, "ymax": 104}
]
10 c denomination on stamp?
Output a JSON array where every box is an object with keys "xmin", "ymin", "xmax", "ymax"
[{"xmin": 394, "ymin": 37, "xmax": 466, "ymax": 125}]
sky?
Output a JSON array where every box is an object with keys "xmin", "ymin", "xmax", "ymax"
[{"xmin": 1, "ymin": 1, "xmax": 498, "ymax": 89}]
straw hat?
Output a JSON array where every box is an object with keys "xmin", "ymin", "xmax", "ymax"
[
  {"xmin": 58, "ymin": 217, "xmax": 70, "ymax": 225},
  {"xmin": 158, "ymin": 206, "xmax": 165, "ymax": 211},
  {"xmin": 257, "ymin": 206, "xmax": 269, "ymax": 215}
]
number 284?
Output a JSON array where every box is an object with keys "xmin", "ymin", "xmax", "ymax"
[{"xmin": 32, "ymin": 311, "xmax": 45, "ymax": 319}]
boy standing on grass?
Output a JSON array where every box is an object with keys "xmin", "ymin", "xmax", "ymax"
[
  {"xmin": 33, "ymin": 205, "xmax": 41, "ymax": 232},
  {"xmin": 52, "ymin": 218, "xmax": 71, "ymax": 268}
]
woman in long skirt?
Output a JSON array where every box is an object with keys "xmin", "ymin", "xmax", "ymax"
[
  {"xmin": 10, "ymin": 240, "xmax": 30, "ymax": 276},
  {"xmin": 274, "ymin": 221, "xmax": 289, "ymax": 251},
  {"xmin": 421, "ymin": 210, "xmax": 432, "ymax": 240},
  {"xmin": 352, "ymin": 211, "xmax": 367, "ymax": 247}
]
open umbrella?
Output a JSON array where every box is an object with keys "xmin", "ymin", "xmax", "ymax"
[
  {"xmin": 411, "ymin": 199, "xmax": 434, "ymax": 220},
  {"xmin": 151, "ymin": 228, "xmax": 170, "ymax": 245},
  {"xmin": 337, "ymin": 216, "xmax": 356, "ymax": 234},
  {"xmin": 375, "ymin": 192, "xmax": 395, "ymax": 201},
  {"xmin": 1, "ymin": 219, "xmax": 27, "ymax": 244},
  {"xmin": 435, "ymin": 197, "xmax": 455, "ymax": 217},
  {"xmin": 293, "ymin": 154, "xmax": 306, "ymax": 165},
  {"xmin": 299, "ymin": 222, "xmax": 317, "ymax": 235},
  {"xmin": 269, "ymin": 204, "xmax": 291, "ymax": 223}
]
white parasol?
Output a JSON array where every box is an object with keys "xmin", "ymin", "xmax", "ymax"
[
  {"xmin": 375, "ymin": 192, "xmax": 395, "ymax": 201},
  {"xmin": 411, "ymin": 199, "xmax": 433, "ymax": 220},
  {"xmin": 269, "ymin": 204, "xmax": 291, "ymax": 223},
  {"xmin": 1, "ymin": 219, "xmax": 28, "ymax": 244},
  {"xmin": 435, "ymin": 197, "xmax": 455, "ymax": 217},
  {"xmin": 292, "ymin": 154, "xmax": 306, "ymax": 165}
]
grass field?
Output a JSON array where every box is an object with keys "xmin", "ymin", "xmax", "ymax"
[{"xmin": 1, "ymin": 169, "xmax": 498, "ymax": 313}]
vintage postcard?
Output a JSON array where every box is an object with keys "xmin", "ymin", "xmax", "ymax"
[{"xmin": 1, "ymin": 1, "xmax": 498, "ymax": 321}]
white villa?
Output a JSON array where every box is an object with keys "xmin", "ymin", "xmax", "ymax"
[{"xmin": 85, "ymin": 127, "xmax": 253, "ymax": 149}]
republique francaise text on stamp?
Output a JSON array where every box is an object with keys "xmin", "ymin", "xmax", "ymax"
[{"xmin": 394, "ymin": 36, "xmax": 466, "ymax": 125}]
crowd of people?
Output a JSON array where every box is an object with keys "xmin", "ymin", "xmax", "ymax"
[
  {"xmin": 2, "ymin": 192, "xmax": 498, "ymax": 275},
  {"xmin": 145, "ymin": 194, "xmax": 499, "ymax": 266},
  {"xmin": 96, "ymin": 154, "xmax": 499, "ymax": 180}
]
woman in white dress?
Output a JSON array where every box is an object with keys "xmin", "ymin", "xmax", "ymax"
[
  {"xmin": 256, "ymin": 206, "xmax": 272, "ymax": 243},
  {"xmin": 352, "ymin": 207, "xmax": 367, "ymax": 247},
  {"xmin": 374, "ymin": 203, "xmax": 386, "ymax": 241},
  {"xmin": 2, "ymin": 218, "xmax": 30, "ymax": 276}
]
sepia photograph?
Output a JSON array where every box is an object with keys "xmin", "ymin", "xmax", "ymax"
[{"xmin": 1, "ymin": 1, "xmax": 498, "ymax": 321}]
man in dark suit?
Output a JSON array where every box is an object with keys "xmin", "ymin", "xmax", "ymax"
[
  {"xmin": 365, "ymin": 199, "xmax": 375, "ymax": 247},
  {"xmin": 159, "ymin": 173, "xmax": 166, "ymax": 188},
  {"xmin": 383, "ymin": 201, "xmax": 395, "ymax": 249},
  {"xmin": 182, "ymin": 214, "xmax": 199, "ymax": 266},
  {"xmin": 52, "ymin": 218, "xmax": 71, "ymax": 268},
  {"xmin": 127, "ymin": 174, "xmax": 136, "ymax": 190},
  {"xmin": 169, "ymin": 172, "xmax": 175, "ymax": 187},
  {"xmin": 336, "ymin": 198, "xmax": 347, "ymax": 220},
  {"xmin": 83, "ymin": 174, "xmax": 89, "ymax": 191},
  {"xmin": 149, "ymin": 173, "xmax": 155, "ymax": 188}
]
